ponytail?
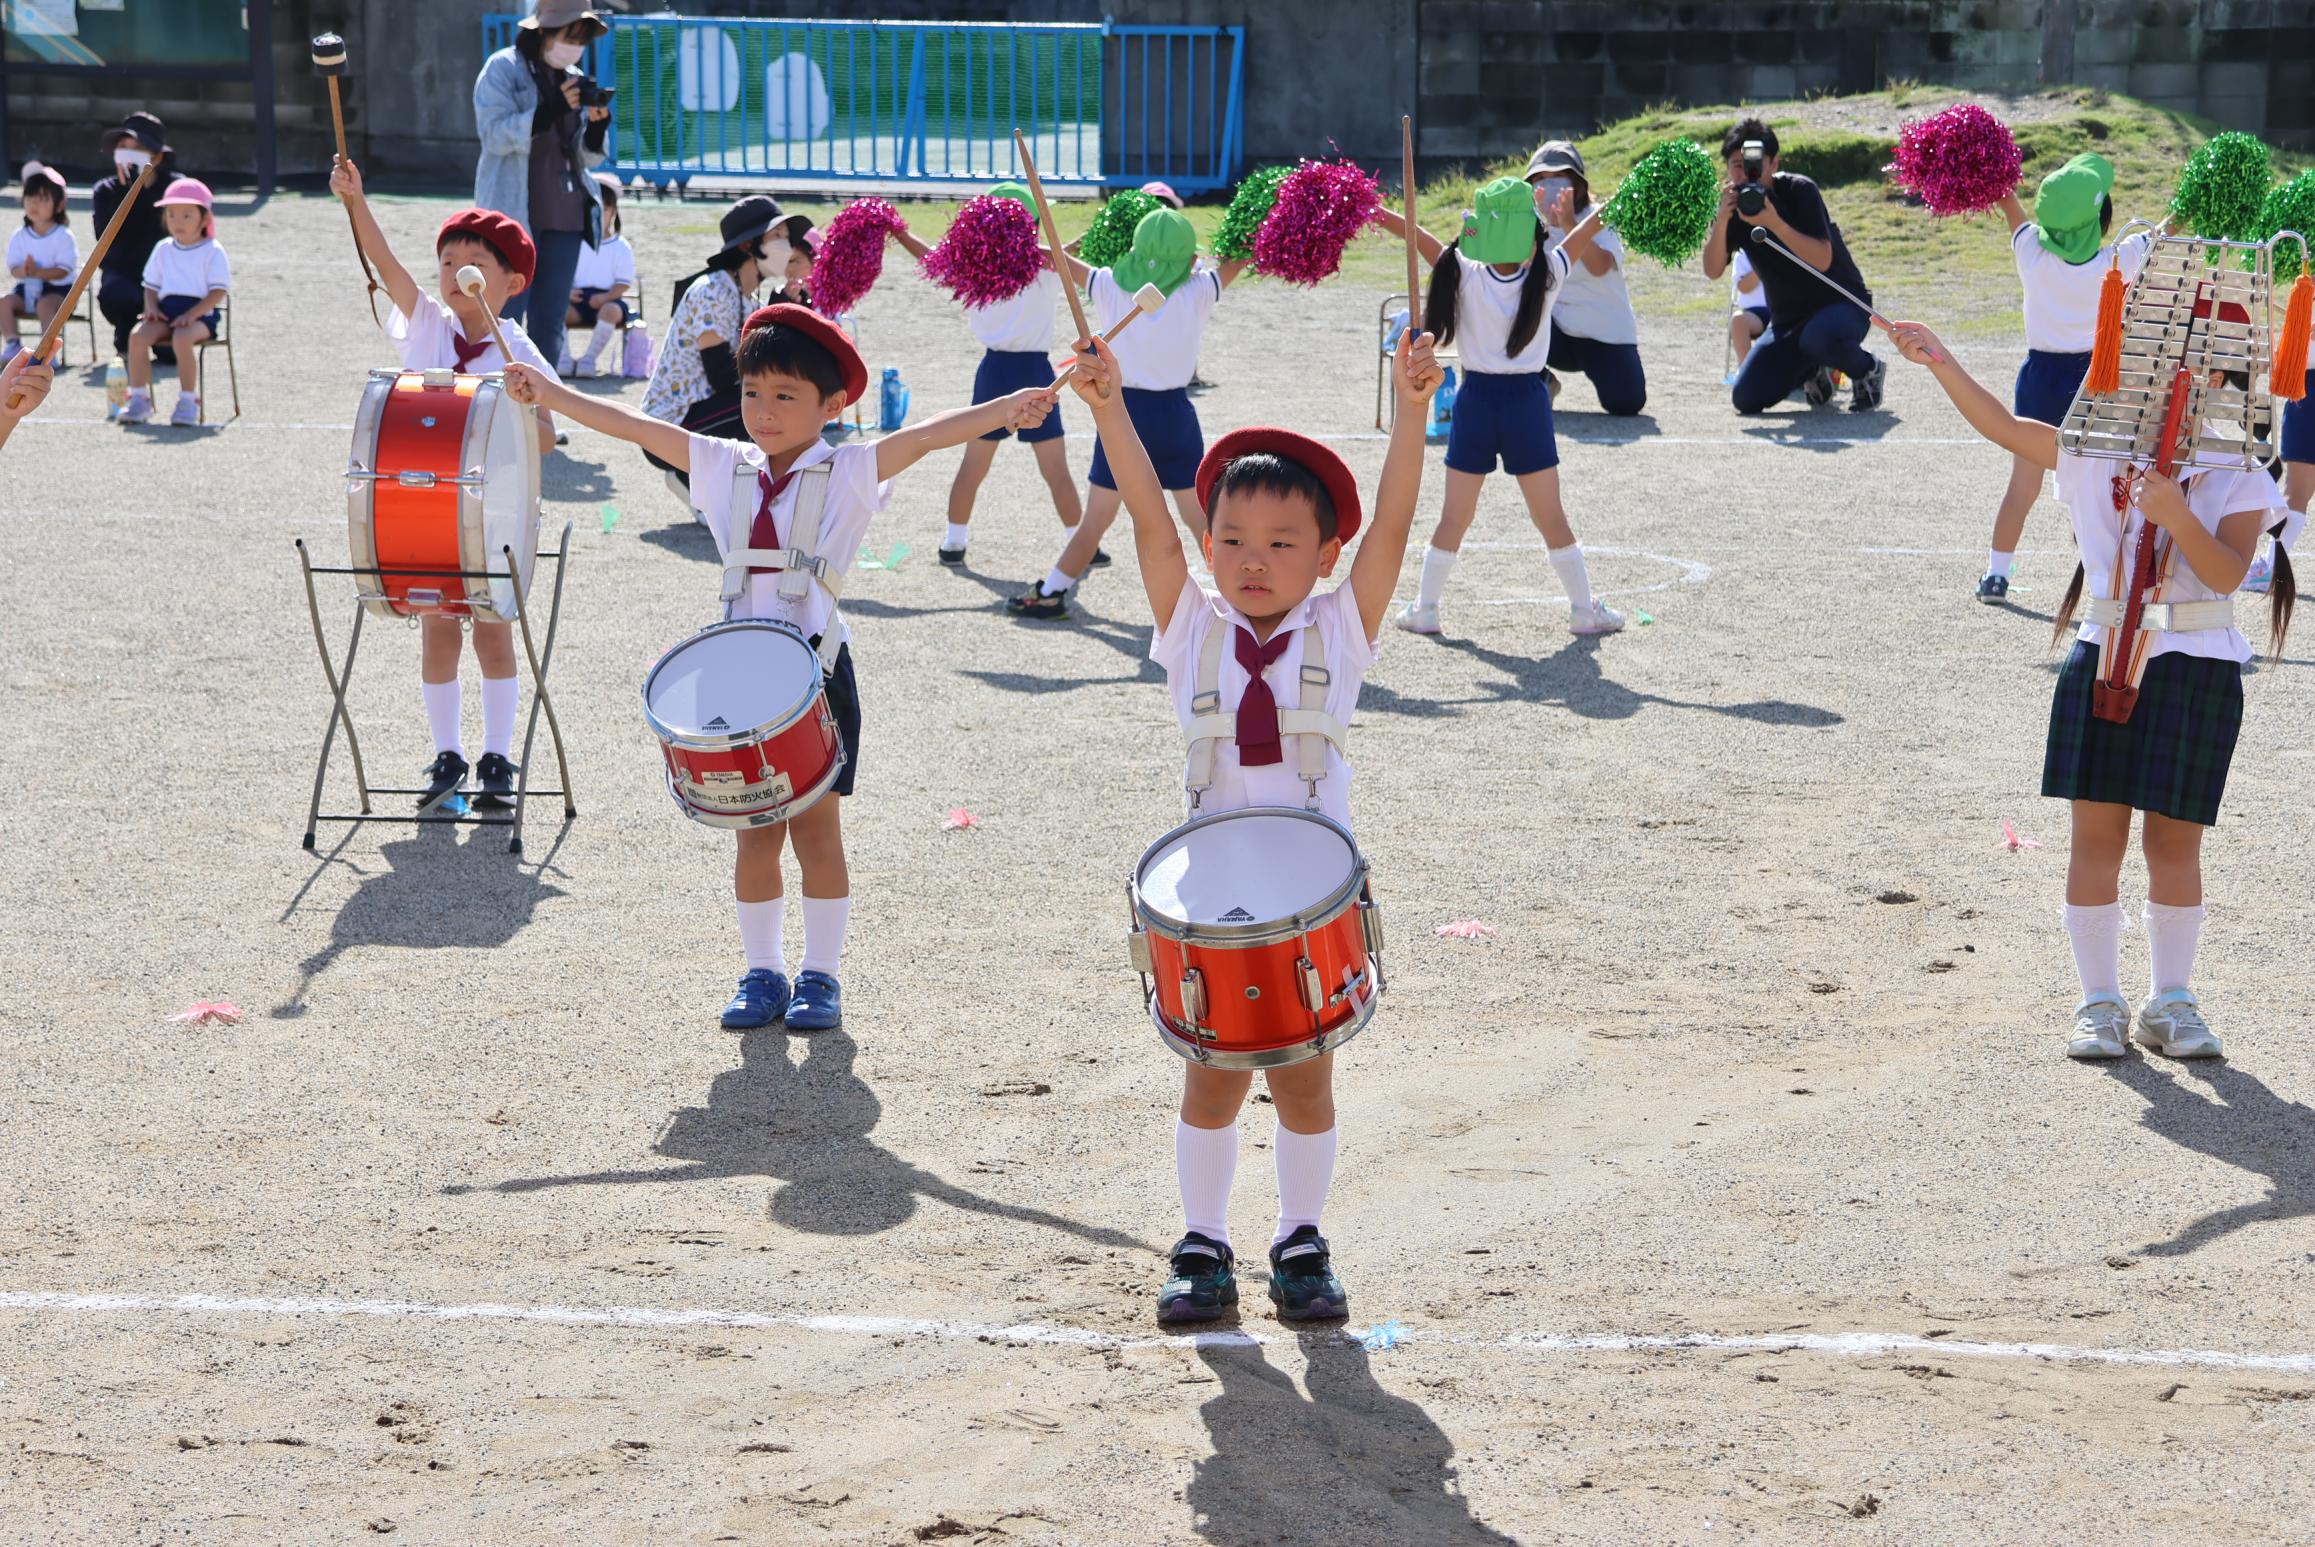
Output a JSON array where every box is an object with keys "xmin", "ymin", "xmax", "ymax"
[
  {"xmin": 1503, "ymin": 247, "xmax": 1556, "ymax": 361},
  {"xmin": 2053, "ymin": 561, "xmax": 2086, "ymax": 648},
  {"xmin": 1422, "ymin": 240, "xmax": 1461, "ymax": 348},
  {"xmin": 2268, "ymin": 534, "xmax": 2297, "ymax": 660}
]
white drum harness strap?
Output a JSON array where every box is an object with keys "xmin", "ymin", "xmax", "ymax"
[
  {"xmin": 1182, "ymin": 621, "xmax": 1349, "ymax": 812},
  {"xmin": 717, "ymin": 462, "xmax": 844, "ymax": 673}
]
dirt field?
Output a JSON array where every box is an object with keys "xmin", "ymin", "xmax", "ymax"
[{"xmin": 3, "ymin": 188, "xmax": 2313, "ymax": 1546}]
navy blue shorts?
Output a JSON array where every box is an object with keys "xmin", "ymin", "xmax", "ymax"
[
  {"xmin": 815, "ymin": 639, "xmax": 862, "ymax": 799},
  {"xmin": 1089, "ymin": 385, "xmax": 1202, "ymax": 490},
  {"xmin": 974, "ymin": 348, "xmax": 1064, "ymax": 443},
  {"xmin": 2015, "ymin": 348, "xmax": 2091, "ymax": 426},
  {"xmin": 570, "ymin": 286, "xmax": 626, "ymax": 326},
  {"xmin": 1445, "ymin": 369, "xmax": 1559, "ymax": 476},
  {"xmin": 158, "ymin": 293, "xmax": 221, "ymax": 335},
  {"xmin": 2283, "ymin": 370, "xmax": 2315, "ymax": 465},
  {"xmin": 1738, "ymin": 305, "xmax": 1770, "ymax": 330}
]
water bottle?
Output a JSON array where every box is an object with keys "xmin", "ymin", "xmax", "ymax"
[
  {"xmin": 878, "ymin": 367, "xmax": 909, "ymax": 432},
  {"xmin": 104, "ymin": 356, "xmax": 128, "ymax": 420},
  {"xmin": 1425, "ymin": 364, "xmax": 1458, "ymax": 444}
]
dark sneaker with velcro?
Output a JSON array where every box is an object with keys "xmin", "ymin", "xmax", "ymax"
[
  {"xmin": 1157, "ymin": 1231, "xmax": 1237, "ymax": 1325},
  {"xmin": 1975, "ymin": 572, "xmax": 2010, "ymax": 604},
  {"xmin": 471, "ymin": 751, "xmax": 520, "ymax": 811},
  {"xmin": 416, "ymin": 750, "xmax": 469, "ymax": 813},
  {"xmin": 1267, "ymin": 1225, "xmax": 1349, "ymax": 1322},
  {"xmin": 1088, "ymin": 547, "xmax": 1113, "ymax": 568},
  {"xmin": 1849, "ymin": 355, "xmax": 1887, "ymax": 412},
  {"xmin": 1803, "ymin": 367, "xmax": 1838, "ymax": 408},
  {"xmin": 938, "ymin": 545, "xmax": 968, "ymax": 565}
]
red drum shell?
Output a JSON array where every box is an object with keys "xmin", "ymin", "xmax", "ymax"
[{"xmin": 642, "ymin": 620, "xmax": 844, "ymax": 829}]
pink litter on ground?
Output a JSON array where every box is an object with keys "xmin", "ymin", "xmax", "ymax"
[
  {"xmin": 812, "ymin": 198, "xmax": 905, "ymax": 316},
  {"xmin": 169, "ymin": 1001, "xmax": 243, "ymax": 1026},
  {"xmin": 1251, "ymin": 157, "xmax": 1384, "ymax": 286},
  {"xmin": 1434, "ymin": 920, "xmax": 1497, "ymax": 940},
  {"xmin": 2001, "ymin": 820, "xmax": 2042, "ymax": 851},
  {"xmin": 942, "ymin": 808, "xmax": 979, "ymax": 832},
  {"xmin": 1886, "ymin": 103, "xmax": 2021, "ymax": 216}
]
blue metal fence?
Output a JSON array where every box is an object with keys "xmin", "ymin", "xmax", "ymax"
[{"xmin": 479, "ymin": 14, "xmax": 1242, "ymax": 192}]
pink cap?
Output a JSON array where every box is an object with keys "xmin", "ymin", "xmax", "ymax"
[
  {"xmin": 1139, "ymin": 179, "xmax": 1184, "ymax": 210},
  {"xmin": 156, "ymin": 176, "xmax": 215, "ymax": 238},
  {"xmin": 20, "ymin": 160, "xmax": 66, "ymax": 202}
]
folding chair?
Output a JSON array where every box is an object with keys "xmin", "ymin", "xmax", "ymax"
[{"xmin": 192, "ymin": 296, "xmax": 240, "ymax": 423}]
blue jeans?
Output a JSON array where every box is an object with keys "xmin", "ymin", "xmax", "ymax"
[
  {"xmin": 1731, "ymin": 301, "xmax": 1876, "ymax": 414},
  {"xmin": 1545, "ymin": 331, "xmax": 1648, "ymax": 416},
  {"xmin": 505, "ymin": 228, "xmax": 586, "ymax": 367}
]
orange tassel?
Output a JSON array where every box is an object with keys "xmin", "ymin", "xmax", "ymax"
[
  {"xmin": 2271, "ymin": 272, "xmax": 2312, "ymax": 400},
  {"xmin": 2085, "ymin": 260, "xmax": 2126, "ymax": 396}
]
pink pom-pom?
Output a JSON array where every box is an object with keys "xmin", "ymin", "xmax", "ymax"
[
  {"xmin": 1251, "ymin": 157, "xmax": 1384, "ymax": 287},
  {"xmin": 812, "ymin": 198, "xmax": 905, "ymax": 317},
  {"xmin": 921, "ymin": 195, "xmax": 1046, "ymax": 309},
  {"xmin": 1886, "ymin": 103, "xmax": 2021, "ymax": 217}
]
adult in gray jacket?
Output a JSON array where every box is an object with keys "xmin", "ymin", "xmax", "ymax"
[{"xmin": 473, "ymin": 0, "xmax": 611, "ymax": 368}]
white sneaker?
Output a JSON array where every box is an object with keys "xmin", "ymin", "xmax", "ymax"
[
  {"xmin": 169, "ymin": 395, "xmax": 201, "ymax": 427},
  {"xmin": 2134, "ymin": 989, "xmax": 2223, "ymax": 1059},
  {"xmin": 1568, "ymin": 598, "xmax": 1625, "ymax": 636},
  {"xmin": 1394, "ymin": 600, "xmax": 1441, "ymax": 635},
  {"xmin": 117, "ymin": 391, "xmax": 154, "ymax": 424},
  {"xmin": 2067, "ymin": 993, "xmax": 2131, "ymax": 1060},
  {"xmin": 572, "ymin": 356, "xmax": 596, "ymax": 379}
]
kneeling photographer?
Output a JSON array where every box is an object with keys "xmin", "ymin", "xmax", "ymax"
[
  {"xmin": 1700, "ymin": 119, "xmax": 1885, "ymax": 416},
  {"xmin": 473, "ymin": 0, "xmax": 615, "ymax": 369}
]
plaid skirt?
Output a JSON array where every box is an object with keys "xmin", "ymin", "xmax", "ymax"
[{"xmin": 2042, "ymin": 641, "xmax": 2243, "ymax": 826}]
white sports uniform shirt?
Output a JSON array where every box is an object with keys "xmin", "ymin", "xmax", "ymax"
[
  {"xmin": 1729, "ymin": 248, "xmax": 1764, "ymax": 309},
  {"xmin": 141, "ymin": 236, "xmax": 230, "ymax": 302},
  {"xmin": 2015, "ymin": 226, "xmax": 2153, "ymax": 354},
  {"xmin": 1450, "ymin": 246, "xmax": 1571, "ymax": 374},
  {"xmin": 7, "ymin": 224, "xmax": 77, "ymax": 301},
  {"xmin": 1090, "ymin": 264, "xmax": 1221, "ymax": 390},
  {"xmin": 1150, "ymin": 577, "xmax": 1378, "ymax": 832},
  {"xmin": 966, "ymin": 268, "xmax": 1060, "ymax": 353},
  {"xmin": 389, "ymin": 291, "xmax": 560, "ymax": 381},
  {"xmin": 2056, "ymin": 452, "xmax": 2284, "ymax": 666},
  {"xmin": 572, "ymin": 234, "xmax": 638, "ymax": 293},
  {"xmin": 1543, "ymin": 210, "xmax": 1637, "ymax": 346},
  {"xmin": 686, "ymin": 433, "xmax": 889, "ymax": 647}
]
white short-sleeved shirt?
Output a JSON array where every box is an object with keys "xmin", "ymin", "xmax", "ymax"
[
  {"xmin": 1090, "ymin": 264, "xmax": 1221, "ymax": 390},
  {"xmin": 1729, "ymin": 248, "xmax": 1764, "ymax": 309},
  {"xmin": 2015, "ymin": 226, "xmax": 2153, "ymax": 354},
  {"xmin": 1149, "ymin": 577, "xmax": 1379, "ymax": 832},
  {"xmin": 966, "ymin": 268, "xmax": 1060, "ymax": 354},
  {"xmin": 388, "ymin": 291, "xmax": 559, "ymax": 381},
  {"xmin": 1544, "ymin": 211, "xmax": 1637, "ymax": 346},
  {"xmin": 1450, "ymin": 246, "xmax": 1571, "ymax": 375},
  {"xmin": 141, "ymin": 236, "xmax": 230, "ymax": 301},
  {"xmin": 572, "ymin": 234, "xmax": 638, "ymax": 294},
  {"xmin": 687, "ymin": 433, "xmax": 890, "ymax": 649},
  {"xmin": 2056, "ymin": 451, "xmax": 2285, "ymax": 665},
  {"xmin": 8, "ymin": 224, "xmax": 76, "ymax": 296}
]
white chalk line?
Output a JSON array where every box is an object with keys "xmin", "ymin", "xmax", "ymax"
[{"xmin": 4, "ymin": 1290, "xmax": 2311, "ymax": 1375}]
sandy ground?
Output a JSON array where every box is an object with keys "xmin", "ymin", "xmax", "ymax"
[{"xmin": 3, "ymin": 189, "xmax": 2314, "ymax": 1546}]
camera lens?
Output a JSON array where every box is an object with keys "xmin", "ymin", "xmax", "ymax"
[{"xmin": 1736, "ymin": 183, "xmax": 1767, "ymax": 218}]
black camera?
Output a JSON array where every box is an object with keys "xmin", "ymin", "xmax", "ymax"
[
  {"xmin": 1734, "ymin": 139, "xmax": 1768, "ymax": 217},
  {"xmin": 574, "ymin": 76, "xmax": 616, "ymax": 109}
]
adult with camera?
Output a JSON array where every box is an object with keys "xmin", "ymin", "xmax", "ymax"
[
  {"xmin": 473, "ymin": 0, "xmax": 612, "ymax": 370},
  {"xmin": 1699, "ymin": 118, "xmax": 1885, "ymax": 415}
]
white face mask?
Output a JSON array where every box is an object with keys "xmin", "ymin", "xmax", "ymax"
[
  {"xmin": 543, "ymin": 40, "xmax": 585, "ymax": 69},
  {"xmin": 118, "ymin": 148, "xmax": 152, "ymax": 172}
]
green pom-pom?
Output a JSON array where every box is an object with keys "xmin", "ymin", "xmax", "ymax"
[
  {"xmin": 2171, "ymin": 131, "xmax": 2273, "ymax": 242},
  {"xmin": 1214, "ymin": 165, "xmax": 1291, "ymax": 261},
  {"xmin": 2255, "ymin": 168, "xmax": 2315, "ymax": 283},
  {"xmin": 1079, "ymin": 189, "xmax": 1162, "ymax": 269},
  {"xmin": 1600, "ymin": 138, "xmax": 1721, "ymax": 268}
]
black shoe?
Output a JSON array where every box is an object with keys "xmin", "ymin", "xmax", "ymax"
[
  {"xmin": 1005, "ymin": 585, "xmax": 1071, "ymax": 621},
  {"xmin": 938, "ymin": 544, "xmax": 967, "ymax": 565},
  {"xmin": 1975, "ymin": 572, "xmax": 2010, "ymax": 604},
  {"xmin": 416, "ymin": 750, "xmax": 469, "ymax": 813},
  {"xmin": 1157, "ymin": 1232, "xmax": 1237, "ymax": 1325},
  {"xmin": 1266, "ymin": 1225, "xmax": 1349, "ymax": 1322},
  {"xmin": 1802, "ymin": 367, "xmax": 1838, "ymax": 408},
  {"xmin": 1849, "ymin": 355, "xmax": 1887, "ymax": 412},
  {"xmin": 471, "ymin": 751, "xmax": 520, "ymax": 811},
  {"xmin": 1088, "ymin": 547, "xmax": 1113, "ymax": 568}
]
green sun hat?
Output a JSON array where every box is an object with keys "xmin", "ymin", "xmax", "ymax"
[
  {"xmin": 989, "ymin": 180, "xmax": 1033, "ymax": 213},
  {"xmin": 1112, "ymin": 207, "xmax": 1198, "ymax": 297},
  {"xmin": 2035, "ymin": 153, "xmax": 2116, "ymax": 264},
  {"xmin": 1460, "ymin": 176, "xmax": 1539, "ymax": 266}
]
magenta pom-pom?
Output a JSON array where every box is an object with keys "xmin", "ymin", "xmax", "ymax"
[
  {"xmin": 812, "ymin": 197, "xmax": 905, "ymax": 317},
  {"xmin": 1886, "ymin": 103, "xmax": 2021, "ymax": 216},
  {"xmin": 1251, "ymin": 157, "xmax": 1384, "ymax": 287},
  {"xmin": 920, "ymin": 195, "xmax": 1045, "ymax": 308}
]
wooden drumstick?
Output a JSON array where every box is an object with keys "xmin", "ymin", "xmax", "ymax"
[
  {"xmin": 5, "ymin": 159, "xmax": 155, "ymax": 411},
  {"xmin": 1051, "ymin": 283, "xmax": 1163, "ymax": 387},
  {"xmin": 455, "ymin": 265, "xmax": 517, "ymax": 370},
  {"xmin": 1401, "ymin": 114, "xmax": 1422, "ymax": 318},
  {"xmin": 1012, "ymin": 128, "xmax": 1095, "ymax": 351},
  {"xmin": 312, "ymin": 32, "xmax": 382, "ymax": 325}
]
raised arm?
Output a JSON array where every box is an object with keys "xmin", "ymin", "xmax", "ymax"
[
  {"xmin": 1888, "ymin": 321, "xmax": 2059, "ymax": 470},
  {"xmin": 1046, "ymin": 244, "xmax": 1093, "ymax": 290},
  {"xmin": 874, "ymin": 386, "xmax": 1056, "ymax": 482},
  {"xmin": 1997, "ymin": 189, "xmax": 2029, "ymax": 236},
  {"xmin": 1700, "ymin": 185, "xmax": 1736, "ymax": 281},
  {"xmin": 1347, "ymin": 329, "xmax": 1442, "ymax": 636},
  {"xmin": 1067, "ymin": 337, "xmax": 1185, "ymax": 624},
  {"xmin": 1371, "ymin": 205, "xmax": 1445, "ymax": 265},
  {"xmin": 503, "ymin": 361, "xmax": 691, "ymax": 469},
  {"xmin": 1216, "ymin": 257, "xmax": 1253, "ymax": 289},
  {"xmin": 328, "ymin": 157, "xmax": 422, "ymax": 318},
  {"xmin": 1543, "ymin": 193, "xmax": 1605, "ymax": 269},
  {"xmin": 889, "ymin": 225, "xmax": 932, "ymax": 262}
]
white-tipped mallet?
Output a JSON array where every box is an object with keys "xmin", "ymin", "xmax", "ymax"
[
  {"xmin": 456, "ymin": 264, "xmax": 518, "ymax": 372},
  {"xmin": 1052, "ymin": 283, "xmax": 1164, "ymax": 387}
]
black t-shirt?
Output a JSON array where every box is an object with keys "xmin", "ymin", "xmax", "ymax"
[
  {"xmin": 1722, "ymin": 172, "xmax": 1871, "ymax": 323},
  {"xmin": 91, "ymin": 167, "xmax": 167, "ymax": 279}
]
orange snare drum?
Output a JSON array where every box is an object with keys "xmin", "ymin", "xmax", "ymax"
[
  {"xmin": 345, "ymin": 368, "xmax": 541, "ymax": 622},
  {"xmin": 1128, "ymin": 807, "xmax": 1384, "ymax": 1069}
]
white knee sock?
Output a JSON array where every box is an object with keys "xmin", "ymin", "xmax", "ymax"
[
  {"xmin": 799, "ymin": 894, "xmax": 851, "ymax": 976},
  {"xmin": 2063, "ymin": 902, "xmax": 2125, "ymax": 1000},
  {"xmin": 479, "ymin": 675, "xmax": 519, "ymax": 758},
  {"xmin": 1415, "ymin": 544, "xmax": 1458, "ymax": 608},
  {"xmin": 583, "ymin": 317, "xmax": 616, "ymax": 365},
  {"xmin": 1987, "ymin": 550, "xmax": 2016, "ymax": 580},
  {"xmin": 2144, "ymin": 901, "xmax": 2205, "ymax": 996},
  {"xmin": 1041, "ymin": 565, "xmax": 1075, "ymax": 598},
  {"xmin": 944, "ymin": 521, "xmax": 972, "ymax": 550},
  {"xmin": 422, "ymin": 679, "xmax": 463, "ymax": 756},
  {"xmin": 1273, "ymin": 1123, "xmax": 1339, "ymax": 1245},
  {"xmin": 1175, "ymin": 1119, "xmax": 1237, "ymax": 1245},
  {"xmin": 736, "ymin": 898, "xmax": 784, "ymax": 972},
  {"xmin": 1547, "ymin": 542, "xmax": 1595, "ymax": 612}
]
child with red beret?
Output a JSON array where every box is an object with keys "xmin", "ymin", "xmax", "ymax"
[
  {"xmin": 504, "ymin": 305, "xmax": 1060, "ymax": 1031},
  {"xmin": 1060, "ymin": 325, "xmax": 1441, "ymax": 1324},
  {"xmin": 331, "ymin": 157, "xmax": 561, "ymax": 816}
]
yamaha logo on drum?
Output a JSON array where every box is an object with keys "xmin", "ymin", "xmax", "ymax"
[
  {"xmin": 704, "ymin": 716, "xmax": 729, "ymax": 729},
  {"xmin": 1219, "ymin": 906, "xmax": 1255, "ymax": 922}
]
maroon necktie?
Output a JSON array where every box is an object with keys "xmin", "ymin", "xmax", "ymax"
[
  {"xmin": 451, "ymin": 331, "xmax": 491, "ymax": 371},
  {"xmin": 746, "ymin": 469, "xmax": 796, "ymax": 575},
  {"xmin": 1233, "ymin": 626, "xmax": 1294, "ymax": 767}
]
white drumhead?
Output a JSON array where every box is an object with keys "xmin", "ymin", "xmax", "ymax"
[
  {"xmin": 470, "ymin": 377, "xmax": 541, "ymax": 619},
  {"xmin": 1138, "ymin": 810, "xmax": 1357, "ymax": 927},
  {"xmin": 647, "ymin": 623, "xmax": 822, "ymax": 737}
]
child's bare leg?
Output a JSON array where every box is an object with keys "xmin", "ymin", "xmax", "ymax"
[
  {"xmin": 1175, "ymin": 1063, "xmax": 1250, "ymax": 1247},
  {"xmin": 1049, "ymin": 484, "xmax": 1122, "ymax": 581},
  {"xmin": 1263, "ymin": 1053, "xmax": 1336, "ymax": 1134},
  {"xmin": 787, "ymin": 792, "xmax": 849, "ymax": 900},
  {"xmin": 733, "ymin": 822, "xmax": 787, "ymax": 904},
  {"xmin": 1406, "ymin": 470, "xmax": 1486, "ymax": 618},
  {"xmin": 0, "ymin": 294, "xmax": 20, "ymax": 341},
  {"xmin": 419, "ymin": 615, "xmax": 466, "ymax": 684},
  {"xmin": 1031, "ymin": 435, "xmax": 1082, "ymax": 527},
  {"xmin": 1987, "ymin": 453, "xmax": 2042, "ymax": 565},
  {"xmin": 171, "ymin": 321, "xmax": 209, "ymax": 398},
  {"xmin": 946, "ymin": 437, "xmax": 1000, "ymax": 528},
  {"xmin": 2065, "ymin": 800, "xmax": 2132, "ymax": 906},
  {"xmin": 34, "ymin": 293, "xmax": 60, "ymax": 348},
  {"xmin": 126, "ymin": 320, "xmax": 165, "ymax": 388},
  {"xmin": 1262, "ymin": 1052, "xmax": 1338, "ymax": 1246},
  {"xmin": 1513, "ymin": 466, "xmax": 1578, "ymax": 548},
  {"xmin": 2140, "ymin": 811, "xmax": 2205, "ymax": 909},
  {"xmin": 1180, "ymin": 1064, "xmax": 1253, "ymax": 1128},
  {"xmin": 470, "ymin": 621, "xmax": 518, "ymax": 678},
  {"xmin": 2286, "ymin": 461, "xmax": 2313, "ymax": 523}
]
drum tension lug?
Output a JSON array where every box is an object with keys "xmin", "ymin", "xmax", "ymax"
[{"xmin": 1296, "ymin": 956, "xmax": 1325, "ymax": 1015}]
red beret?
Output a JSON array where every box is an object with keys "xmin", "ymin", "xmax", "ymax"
[
  {"xmin": 2191, "ymin": 296, "xmax": 2252, "ymax": 326},
  {"xmin": 1196, "ymin": 427, "xmax": 1364, "ymax": 545},
  {"xmin": 741, "ymin": 303, "xmax": 869, "ymax": 403},
  {"xmin": 437, "ymin": 208, "xmax": 536, "ymax": 287}
]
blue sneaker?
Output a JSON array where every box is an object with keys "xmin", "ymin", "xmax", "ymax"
[
  {"xmin": 784, "ymin": 969, "xmax": 843, "ymax": 1030},
  {"xmin": 720, "ymin": 968, "xmax": 791, "ymax": 1030},
  {"xmin": 1976, "ymin": 572, "xmax": 2010, "ymax": 604}
]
